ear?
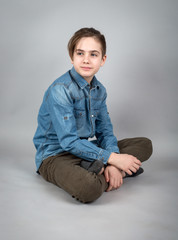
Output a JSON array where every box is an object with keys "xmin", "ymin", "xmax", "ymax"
[{"xmin": 100, "ymin": 55, "xmax": 107, "ymax": 67}]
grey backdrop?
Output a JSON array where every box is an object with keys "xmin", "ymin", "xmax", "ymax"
[
  {"xmin": 0, "ymin": 1, "xmax": 178, "ymax": 240},
  {"xmin": 1, "ymin": 0, "xmax": 177, "ymax": 161}
]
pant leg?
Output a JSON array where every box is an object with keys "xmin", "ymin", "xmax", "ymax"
[
  {"xmin": 118, "ymin": 137, "xmax": 153, "ymax": 162},
  {"xmin": 38, "ymin": 153, "xmax": 108, "ymax": 203}
]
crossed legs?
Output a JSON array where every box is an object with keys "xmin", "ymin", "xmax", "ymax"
[{"xmin": 39, "ymin": 137, "xmax": 153, "ymax": 203}]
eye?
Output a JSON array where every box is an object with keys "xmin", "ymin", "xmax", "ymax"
[
  {"xmin": 77, "ymin": 52, "xmax": 83, "ymax": 56},
  {"xmin": 91, "ymin": 53, "xmax": 98, "ymax": 57}
]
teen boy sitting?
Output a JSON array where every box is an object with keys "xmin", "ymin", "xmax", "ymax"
[{"xmin": 33, "ymin": 28, "xmax": 153, "ymax": 203}]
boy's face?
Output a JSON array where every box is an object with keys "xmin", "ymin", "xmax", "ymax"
[{"xmin": 71, "ymin": 37, "xmax": 106, "ymax": 84}]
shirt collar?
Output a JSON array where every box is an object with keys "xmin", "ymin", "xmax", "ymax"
[
  {"xmin": 90, "ymin": 76, "xmax": 100, "ymax": 89},
  {"xmin": 70, "ymin": 67, "xmax": 100, "ymax": 89}
]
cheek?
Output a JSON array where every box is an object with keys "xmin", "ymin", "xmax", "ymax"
[
  {"xmin": 73, "ymin": 59, "xmax": 80, "ymax": 66},
  {"xmin": 95, "ymin": 60, "xmax": 102, "ymax": 68}
]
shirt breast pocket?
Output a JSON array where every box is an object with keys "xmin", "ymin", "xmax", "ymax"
[{"xmin": 74, "ymin": 109, "xmax": 86, "ymax": 130}]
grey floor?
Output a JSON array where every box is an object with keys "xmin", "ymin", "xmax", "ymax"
[
  {"xmin": 1, "ymin": 1, "xmax": 178, "ymax": 239},
  {"xmin": 1, "ymin": 141, "xmax": 178, "ymax": 240}
]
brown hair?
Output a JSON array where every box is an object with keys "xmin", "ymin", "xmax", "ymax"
[{"xmin": 68, "ymin": 27, "xmax": 106, "ymax": 59}]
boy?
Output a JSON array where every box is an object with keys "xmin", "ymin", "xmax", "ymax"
[{"xmin": 33, "ymin": 28, "xmax": 152, "ymax": 203}]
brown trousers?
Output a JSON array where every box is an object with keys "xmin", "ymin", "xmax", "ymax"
[{"xmin": 39, "ymin": 137, "xmax": 153, "ymax": 203}]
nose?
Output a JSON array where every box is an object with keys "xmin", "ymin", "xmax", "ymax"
[{"xmin": 83, "ymin": 53, "xmax": 89, "ymax": 63}]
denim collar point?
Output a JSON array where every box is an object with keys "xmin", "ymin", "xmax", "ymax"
[{"xmin": 70, "ymin": 67, "xmax": 88, "ymax": 89}]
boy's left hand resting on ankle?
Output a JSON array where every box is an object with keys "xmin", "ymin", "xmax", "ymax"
[{"xmin": 104, "ymin": 165, "xmax": 124, "ymax": 192}]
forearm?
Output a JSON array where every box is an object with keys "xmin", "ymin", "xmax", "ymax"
[
  {"xmin": 97, "ymin": 133, "xmax": 120, "ymax": 153},
  {"xmin": 62, "ymin": 137, "xmax": 111, "ymax": 164}
]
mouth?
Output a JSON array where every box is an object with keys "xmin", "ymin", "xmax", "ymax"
[{"xmin": 81, "ymin": 67, "xmax": 92, "ymax": 71}]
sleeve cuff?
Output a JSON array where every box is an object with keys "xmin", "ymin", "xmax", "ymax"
[
  {"xmin": 97, "ymin": 149, "xmax": 112, "ymax": 165},
  {"xmin": 105, "ymin": 146, "xmax": 120, "ymax": 154}
]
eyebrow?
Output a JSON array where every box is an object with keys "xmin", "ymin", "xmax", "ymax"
[{"xmin": 76, "ymin": 49, "xmax": 100, "ymax": 54}]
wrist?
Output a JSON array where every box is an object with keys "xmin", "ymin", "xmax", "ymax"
[{"xmin": 108, "ymin": 152, "xmax": 118, "ymax": 165}]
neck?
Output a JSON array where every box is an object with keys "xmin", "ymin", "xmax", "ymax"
[{"xmin": 84, "ymin": 76, "xmax": 93, "ymax": 84}]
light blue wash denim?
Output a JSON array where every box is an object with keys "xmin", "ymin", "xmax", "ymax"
[{"xmin": 33, "ymin": 67, "xmax": 119, "ymax": 171}]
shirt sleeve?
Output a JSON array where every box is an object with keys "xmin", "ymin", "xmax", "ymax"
[
  {"xmin": 95, "ymin": 92, "xmax": 120, "ymax": 154},
  {"xmin": 46, "ymin": 84, "xmax": 111, "ymax": 164}
]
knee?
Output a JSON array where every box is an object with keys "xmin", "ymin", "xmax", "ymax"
[
  {"xmin": 141, "ymin": 137, "xmax": 153, "ymax": 161},
  {"xmin": 74, "ymin": 174, "xmax": 105, "ymax": 203}
]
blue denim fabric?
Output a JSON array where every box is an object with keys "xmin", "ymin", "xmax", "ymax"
[{"xmin": 33, "ymin": 67, "xmax": 119, "ymax": 170}]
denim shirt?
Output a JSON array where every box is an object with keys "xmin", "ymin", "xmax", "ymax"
[{"xmin": 33, "ymin": 67, "xmax": 119, "ymax": 170}]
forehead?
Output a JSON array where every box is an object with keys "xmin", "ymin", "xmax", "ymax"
[{"xmin": 75, "ymin": 37, "xmax": 102, "ymax": 52}]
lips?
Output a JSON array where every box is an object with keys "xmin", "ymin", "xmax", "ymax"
[{"xmin": 81, "ymin": 67, "xmax": 92, "ymax": 71}]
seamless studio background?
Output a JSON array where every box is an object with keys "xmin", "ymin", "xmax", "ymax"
[{"xmin": 0, "ymin": 1, "xmax": 178, "ymax": 240}]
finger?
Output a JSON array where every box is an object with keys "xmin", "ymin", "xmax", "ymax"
[
  {"xmin": 114, "ymin": 177, "xmax": 121, "ymax": 190},
  {"xmin": 114, "ymin": 180, "xmax": 119, "ymax": 189},
  {"xmin": 106, "ymin": 184, "xmax": 113, "ymax": 192},
  {"xmin": 112, "ymin": 184, "xmax": 119, "ymax": 191},
  {"xmin": 135, "ymin": 159, "xmax": 142, "ymax": 166},
  {"xmin": 133, "ymin": 163, "xmax": 140, "ymax": 171},
  {"xmin": 121, "ymin": 171, "xmax": 126, "ymax": 178},
  {"xmin": 115, "ymin": 180, "xmax": 122, "ymax": 190},
  {"xmin": 126, "ymin": 169, "xmax": 133, "ymax": 175},
  {"xmin": 106, "ymin": 177, "xmax": 114, "ymax": 192},
  {"xmin": 130, "ymin": 166, "xmax": 137, "ymax": 173},
  {"xmin": 104, "ymin": 169, "xmax": 109, "ymax": 182}
]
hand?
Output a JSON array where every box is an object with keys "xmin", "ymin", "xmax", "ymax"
[
  {"xmin": 108, "ymin": 153, "xmax": 141, "ymax": 176},
  {"xmin": 104, "ymin": 165, "xmax": 123, "ymax": 192}
]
